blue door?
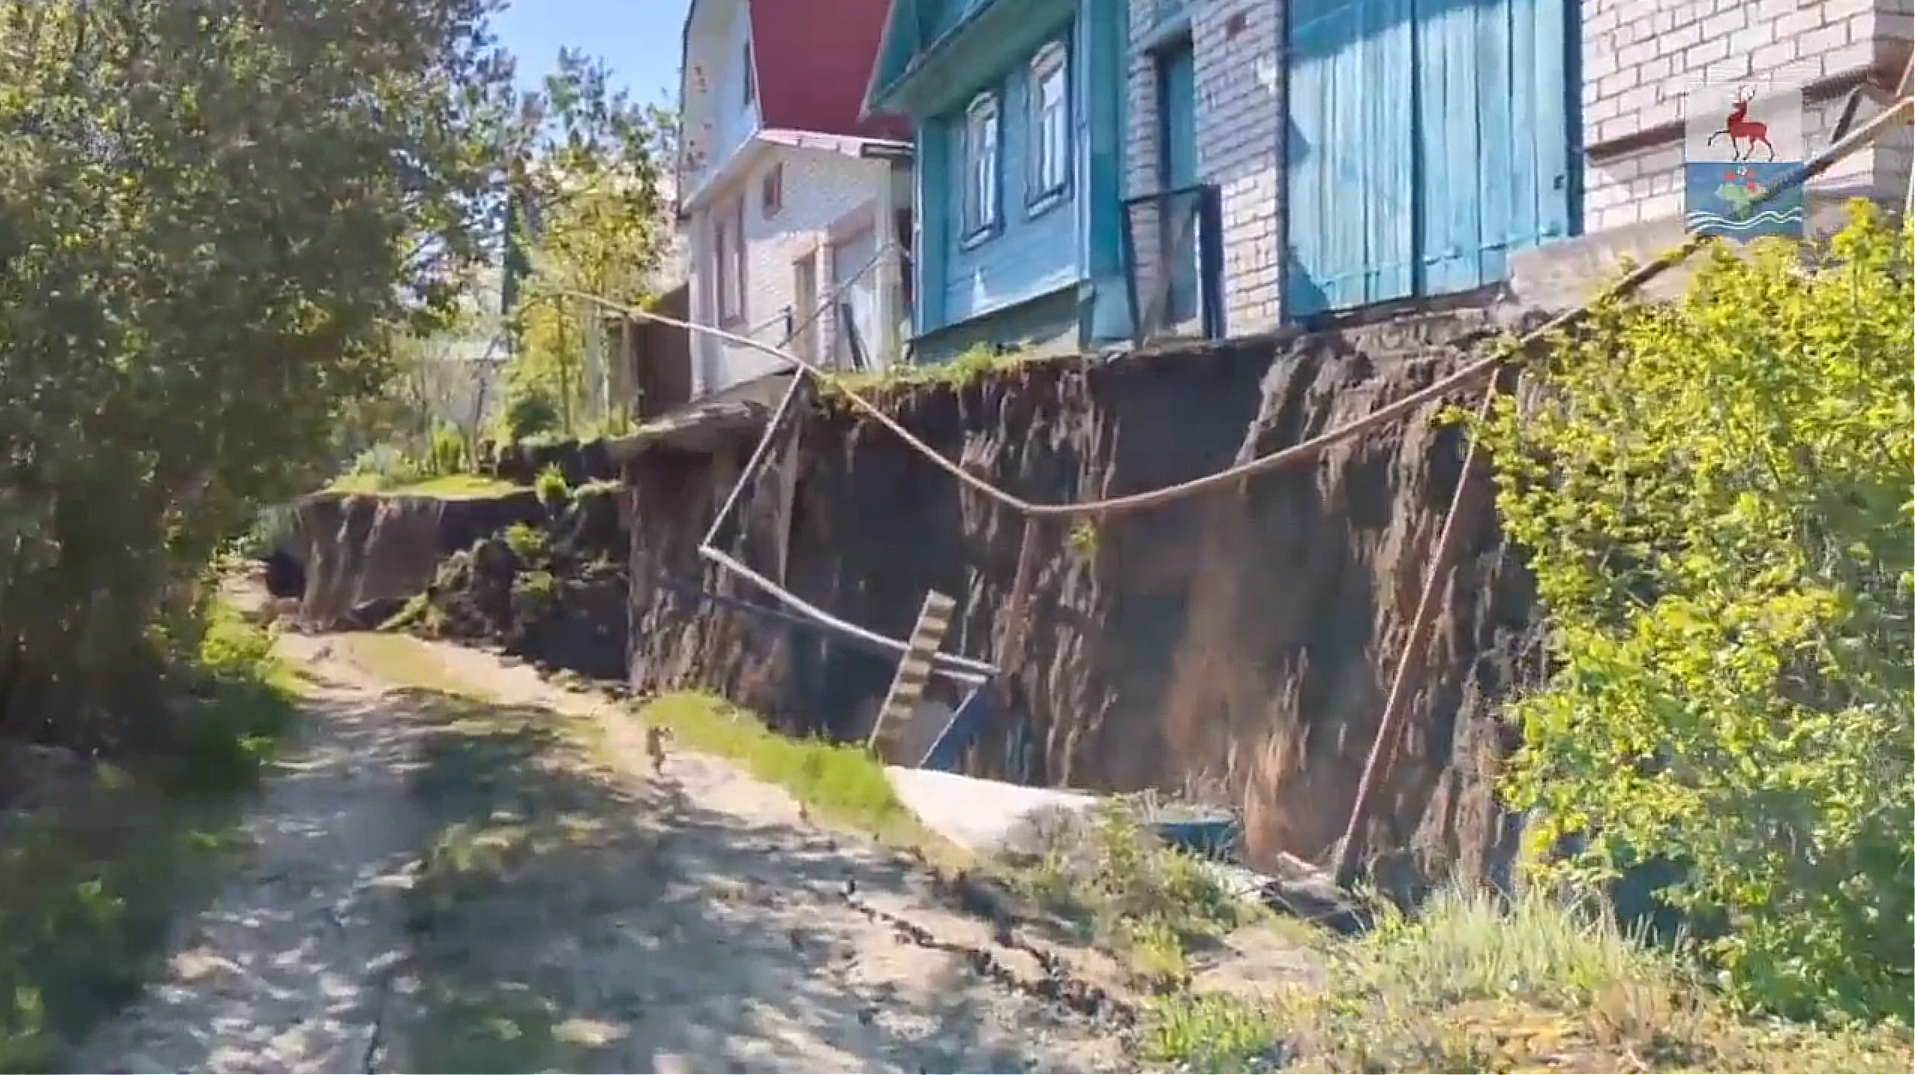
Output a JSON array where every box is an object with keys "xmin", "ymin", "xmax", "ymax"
[
  {"xmin": 1286, "ymin": 0, "xmax": 1574, "ymax": 317},
  {"xmin": 1157, "ymin": 42, "xmax": 1200, "ymax": 324},
  {"xmin": 1285, "ymin": 0, "xmax": 1417, "ymax": 315}
]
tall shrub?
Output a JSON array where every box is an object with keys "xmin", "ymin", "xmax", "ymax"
[{"xmin": 1478, "ymin": 208, "xmax": 1913, "ymax": 1021}]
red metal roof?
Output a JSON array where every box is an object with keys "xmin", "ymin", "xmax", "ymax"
[{"xmin": 745, "ymin": 0, "xmax": 911, "ymax": 142}]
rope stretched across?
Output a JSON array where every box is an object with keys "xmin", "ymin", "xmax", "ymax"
[{"xmin": 571, "ymin": 95, "xmax": 1912, "ymax": 524}]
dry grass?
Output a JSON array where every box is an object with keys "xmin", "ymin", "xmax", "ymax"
[
  {"xmin": 971, "ymin": 803, "xmax": 1911, "ymax": 1073},
  {"xmin": 324, "ymin": 472, "xmax": 524, "ymax": 499},
  {"xmin": 1135, "ymin": 883, "xmax": 1914, "ymax": 1073}
]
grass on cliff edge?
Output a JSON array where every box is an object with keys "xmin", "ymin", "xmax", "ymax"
[
  {"xmin": 1129, "ymin": 883, "xmax": 1912, "ymax": 1074},
  {"xmin": 0, "ymin": 605, "xmax": 301, "ymax": 1072},
  {"xmin": 822, "ymin": 343, "xmax": 1042, "ymax": 399},
  {"xmin": 324, "ymin": 472, "xmax": 525, "ymax": 498}
]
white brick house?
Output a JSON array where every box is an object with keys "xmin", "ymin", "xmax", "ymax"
[
  {"xmin": 1121, "ymin": 0, "xmax": 1911, "ymax": 325},
  {"xmin": 677, "ymin": 0, "xmax": 913, "ymax": 398},
  {"xmin": 1582, "ymin": 0, "xmax": 1911, "ymax": 232}
]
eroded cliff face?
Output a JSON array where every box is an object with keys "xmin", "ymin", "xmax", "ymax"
[
  {"xmin": 298, "ymin": 490, "xmax": 545, "ymax": 628},
  {"xmin": 624, "ymin": 309, "xmax": 1540, "ymax": 884}
]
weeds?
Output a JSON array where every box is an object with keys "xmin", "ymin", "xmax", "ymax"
[
  {"xmin": 532, "ymin": 463, "xmax": 569, "ymax": 509},
  {"xmin": 502, "ymin": 521, "xmax": 547, "ymax": 565},
  {"xmin": 824, "ymin": 343, "xmax": 1038, "ymax": 399},
  {"xmin": 986, "ymin": 802, "xmax": 1244, "ymax": 978},
  {"xmin": 0, "ymin": 604, "xmax": 299, "ymax": 1071},
  {"xmin": 1066, "ymin": 520, "xmax": 1099, "ymax": 560},
  {"xmin": 326, "ymin": 472, "xmax": 523, "ymax": 498},
  {"xmin": 1134, "ymin": 880, "xmax": 1915, "ymax": 1073},
  {"xmin": 634, "ymin": 692, "xmax": 928, "ymax": 844}
]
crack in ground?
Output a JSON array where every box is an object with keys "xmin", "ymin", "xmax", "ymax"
[{"xmin": 839, "ymin": 883, "xmax": 1138, "ymax": 1031}]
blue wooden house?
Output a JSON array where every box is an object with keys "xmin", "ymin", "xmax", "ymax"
[{"xmin": 863, "ymin": 0, "xmax": 1132, "ymax": 361}]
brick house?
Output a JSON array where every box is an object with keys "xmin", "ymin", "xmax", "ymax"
[
  {"xmin": 677, "ymin": 0, "xmax": 915, "ymax": 397},
  {"xmin": 1118, "ymin": 0, "xmax": 1911, "ymax": 330}
]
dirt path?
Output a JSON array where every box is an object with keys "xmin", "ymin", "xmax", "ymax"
[
  {"xmin": 70, "ymin": 635, "xmax": 426, "ymax": 1073},
  {"xmin": 75, "ymin": 632, "xmax": 1131, "ymax": 1074}
]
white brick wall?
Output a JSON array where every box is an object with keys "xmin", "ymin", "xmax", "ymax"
[
  {"xmin": 685, "ymin": 145, "xmax": 893, "ymax": 397},
  {"xmin": 1581, "ymin": 0, "xmax": 1910, "ymax": 234},
  {"xmin": 1125, "ymin": 0, "xmax": 1283, "ymax": 335}
]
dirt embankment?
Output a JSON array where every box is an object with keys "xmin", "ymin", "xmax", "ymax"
[
  {"xmin": 296, "ymin": 490, "xmax": 546, "ymax": 629},
  {"xmin": 414, "ymin": 484, "xmax": 632, "ymax": 679},
  {"xmin": 293, "ymin": 482, "xmax": 631, "ymax": 679},
  {"xmin": 624, "ymin": 308, "xmax": 1542, "ymax": 889}
]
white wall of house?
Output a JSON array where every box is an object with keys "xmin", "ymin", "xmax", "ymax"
[
  {"xmin": 1581, "ymin": 0, "xmax": 1911, "ymax": 234},
  {"xmin": 680, "ymin": 0, "xmax": 760, "ymax": 203},
  {"xmin": 684, "ymin": 143, "xmax": 901, "ymax": 397}
]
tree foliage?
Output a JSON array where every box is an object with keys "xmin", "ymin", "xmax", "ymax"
[
  {"xmin": 1478, "ymin": 209, "xmax": 1913, "ymax": 1021},
  {"xmin": 0, "ymin": 0, "xmax": 521, "ymax": 741},
  {"xmin": 499, "ymin": 49, "xmax": 675, "ymax": 440}
]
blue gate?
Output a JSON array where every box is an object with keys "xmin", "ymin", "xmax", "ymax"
[{"xmin": 1285, "ymin": 0, "xmax": 1575, "ymax": 317}]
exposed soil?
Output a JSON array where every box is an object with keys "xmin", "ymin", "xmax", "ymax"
[
  {"xmin": 72, "ymin": 627, "xmax": 1142, "ymax": 1073},
  {"xmin": 625, "ymin": 309, "xmax": 1547, "ymax": 892}
]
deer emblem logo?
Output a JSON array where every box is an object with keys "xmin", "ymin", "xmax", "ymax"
[{"xmin": 1706, "ymin": 85, "xmax": 1775, "ymax": 161}]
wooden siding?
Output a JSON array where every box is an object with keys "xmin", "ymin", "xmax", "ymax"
[
  {"xmin": 938, "ymin": 41, "xmax": 1081, "ymax": 328},
  {"xmin": 1286, "ymin": 0, "xmax": 1575, "ymax": 317}
]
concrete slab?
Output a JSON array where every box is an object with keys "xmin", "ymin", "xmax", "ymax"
[
  {"xmin": 1508, "ymin": 194, "xmax": 1892, "ymax": 313},
  {"xmin": 883, "ymin": 767, "xmax": 1099, "ymax": 854}
]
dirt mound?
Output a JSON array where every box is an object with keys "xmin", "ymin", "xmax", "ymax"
[
  {"xmin": 624, "ymin": 305, "xmax": 1543, "ymax": 892},
  {"xmin": 483, "ymin": 436, "xmax": 618, "ymax": 486},
  {"xmin": 401, "ymin": 484, "xmax": 631, "ymax": 679},
  {"xmin": 296, "ymin": 489, "xmax": 544, "ymax": 629}
]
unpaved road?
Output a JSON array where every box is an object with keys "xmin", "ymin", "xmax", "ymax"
[{"xmin": 72, "ymin": 632, "xmax": 1132, "ymax": 1074}]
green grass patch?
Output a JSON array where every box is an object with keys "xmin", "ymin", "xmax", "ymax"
[
  {"xmin": 982, "ymin": 801, "xmax": 1251, "ymax": 988},
  {"xmin": 325, "ymin": 472, "xmax": 525, "ymax": 499},
  {"xmin": 1135, "ymin": 883, "xmax": 1915, "ymax": 1073},
  {"xmin": 0, "ymin": 604, "xmax": 300, "ymax": 1071},
  {"xmin": 635, "ymin": 692, "xmax": 927, "ymax": 845},
  {"xmin": 822, "ymin": 343, "xmax": 1041, "ymax": 400}
]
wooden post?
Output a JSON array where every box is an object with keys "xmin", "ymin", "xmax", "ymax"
[{"xmin": 867, "ymin": 590, "xmax": 957, "ymax": 763}]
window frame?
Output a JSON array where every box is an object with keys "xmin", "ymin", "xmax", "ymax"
[
  {"xmin": 958, "ymin": 91, "xmax": 1002, "ymax": 247},
  {"xmin": 761, "ymin": 161, "xmax": 783, "ymax": 218},
  {"xmin": 715, "ymin": 197, "xmax": 746, "ymax": 326},
  {"xmin": 1026, "ymin": 39, "xmax": 1071, "ymax": 213},
  {"xmin": 742, "ymin": 42, "xmax": 755, "ymax": 105}
]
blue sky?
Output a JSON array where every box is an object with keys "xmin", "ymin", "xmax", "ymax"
[{"xmin": 491, "ymin": 0, "xmax": 690, "ymax": 108}]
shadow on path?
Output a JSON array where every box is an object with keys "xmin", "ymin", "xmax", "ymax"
[{"xmin": 391, "ymin": 688, "xmax": 1124, "ymax": 1074}]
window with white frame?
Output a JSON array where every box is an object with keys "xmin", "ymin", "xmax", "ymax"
[
  {"xmin": 1028, "ymin": 41, "xmax": 1069, "ymax": 204},
  {"xmin": 715, "ymin": 197, "xmax": 745, "ymax": 325},
  {"xmin": 960, "ymin": 92, "xmax": 1000, "ymax": 240}
]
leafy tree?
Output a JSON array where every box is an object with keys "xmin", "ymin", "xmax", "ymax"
[
  {"xmin": 0, "ymin": 0, "xmax": 524, "ymax": 740},
  {"xmin": 500, "ymin": 48, "xmax": 675, "ymax": 439},
  {"xmin": 1479, "ymin": 209, "xmax": 1912, "ymax": 1021}
]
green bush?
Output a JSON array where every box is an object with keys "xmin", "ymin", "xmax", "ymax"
[
  {"xmin": 501, "ymin": 386, "xmax": 560, "ymax": 443},
  {"xmin": 426, "ymin": 419, "xmax": 468, "ymax": 477},
  {"xmin": 1478, "ymin": 209, "xmax": 1912, "ymax": 1021},
  {"xmin": 533, "ymin": 463, "xmax": 569, "ymax": 509},
  {"xmin": 0, "ymin": 603, "xmax": 296, "ymax": 1069},
  {"xmin": 503, "ymin": 522, "xmax": 547, "ymax": 566}
]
